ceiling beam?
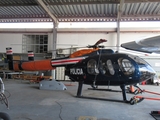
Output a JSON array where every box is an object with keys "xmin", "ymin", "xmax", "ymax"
[
  {"xmin": 0, "ymin": 17, "xmax": 160, "ymax": 23},
  {"xmin": 0, "ymin": 0, "xmax": 159, "ymax": 7},
  {"xmin": 117, "ymin": 0, "xmax": 125, "ymax": 19},
  {"xmin": 0, "ymin": 14, "xmax": 160, "ymax": 23},
  {"xmin": 0, "ymin": 14, "xmax": 49, "ymax": 19},
  {"xmin": 36, "ymin": 0, "xmax": 58, "ymax": 23},
  {"xmin": 125, "ymin": 0, "xmax": 160, "ymax": 3},
  {"xmin": 41, "ymin": 0, "xmax": 159, "ymax": 5},
  {"xmin": 0, "ymin": 3, "xmax": 37, "ymax": 6},
  {"xmin": 121, "ymin": 14, "xmax": 160, "ymax": 18},
  {"xmin": 57, "ymin": 14, "xmax": 160, "ymax": 19},
  {"xmin": 43, "ymin": 0, "xmax": 120, "ymax": 5}
]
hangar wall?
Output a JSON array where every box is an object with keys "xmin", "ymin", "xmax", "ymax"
[
  {"xmin": 0, "ymin": 33, "xmax": 22, "ymax": 53},
  {"xmin": 0, "ymin": 30, "xmax": 159, "ymax": 53},
  {"xmin": 56, "ymin": 33, "xmax": 116, "ymax": 48},
  {"xmin": 0, "ymin": 29, "xmax": 160, "ymax": 79}
]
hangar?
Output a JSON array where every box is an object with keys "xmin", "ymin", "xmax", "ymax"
[{"xmin": 0, "ymin": 0, "xmax": 160, "ymax": 120}]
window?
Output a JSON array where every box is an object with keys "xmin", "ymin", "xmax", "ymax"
[
  {"xmin": 118, "ymin": 58, "xmax": 135, "ymax": 75},
  {"xmin": 87, "ymin": 59, "xmax": 99, "ymax": 75},
  {"xmin": 87, "ymin": 59, "xmax": 115, "ymax": 76},
  {"xmin": 106, "ymin": 60, "xmax": 115, "ymax": 75},
  {"xmin": 22, "ymin": 35, "xmax": 48, "ymax": 53},
  {"xmin": 128, "ymin": 54, "xmax": 148, "ymax": 65}
]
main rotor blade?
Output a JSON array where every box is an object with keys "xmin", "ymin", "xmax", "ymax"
[{"xmin": 94, "ymin": 39, "xmax": 107, "ymax": 46}]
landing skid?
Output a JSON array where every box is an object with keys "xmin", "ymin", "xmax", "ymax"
[
  {"xmin": 76, "ymin": 81, "xmax": 130, "ymax": 103},
  {"xmin": 88, "ymin": 88, "xmax": 122, "ymax": 92},
  {"xmin": 88, "ymin": 86, "xmax": 130, "ymax": 93}
]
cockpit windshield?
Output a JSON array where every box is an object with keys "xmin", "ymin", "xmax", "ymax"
[{"xmin": 128, "ymin": 54, "xmax": 148, "ymax": 65}]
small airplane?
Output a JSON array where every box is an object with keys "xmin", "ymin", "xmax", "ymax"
[{"xmin": 5, "ymin": 39, "xmax": 156, "ymax": 104}]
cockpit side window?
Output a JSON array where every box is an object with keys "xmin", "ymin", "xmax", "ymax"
[
  {"xmin": 87, "ymin": 59, "xmax": 99, "ymax": 75},
  {"xmin": 118, "ymin": 58, "xmax": 135, "ymax": 75},
  {"xmin": 87, "ymin": 59, "xmax": 115, "ymax": 76},
  {"xmin": 95, "ymin": 60, "xmax": 115, "ymax": 76}
]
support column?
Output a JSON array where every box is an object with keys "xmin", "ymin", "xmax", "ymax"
[
  {"xmin": 116, "ymin": 19, "xmax": 120, "ymax": 52},
  {"xmin": 116, "ymin": 0, "xmax": 125, "ymax": 52},
  {"xmin": 52, "ymin": 21, "xmax": 58, "ymax": 79}
]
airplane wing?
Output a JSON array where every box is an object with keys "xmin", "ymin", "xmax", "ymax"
[{"xmin": 121, "ymin": 35, "xmax": 160, "ymax": 54}]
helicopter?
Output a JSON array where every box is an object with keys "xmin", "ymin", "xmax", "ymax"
[{"xmin": 5, "ymin": 39, "xmax": 156, "ymax": 103}]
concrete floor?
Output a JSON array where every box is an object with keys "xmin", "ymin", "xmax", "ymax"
[{"xmin": 0, "ymin": 79, "xmax": 160, "ymax": 120}]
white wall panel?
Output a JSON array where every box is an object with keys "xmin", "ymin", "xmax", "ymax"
[
  {"xmin": 0, "ymin": 31, "xmax": 160, "ymax": 53},
  {"xmin": 0, "ymin": 33, "xmax": 22, "ymax": 53},
  {"xmin": 57, "ymin": 33, "xmax": 111, "ymax": 49}
]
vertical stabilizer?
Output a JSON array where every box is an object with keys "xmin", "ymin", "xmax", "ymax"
[
  {"xmin": 28, "ymin": 51, "xmax": 34, "ymax": 61},
  {"xmin": 6, "ymin": 47, "xmax": 13, "ymax": 70}
]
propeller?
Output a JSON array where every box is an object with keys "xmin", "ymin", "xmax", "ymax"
[
  {"xmin": 87, "ymin": 39, "xmax": 107, "ymax": 49},
  {"xmin": 49, "ymin": 39, "xmax": 108, "ymax": 53},
  {"xmin": 95, "ymin": 39, "xmax": 107, "ymax": 46}
]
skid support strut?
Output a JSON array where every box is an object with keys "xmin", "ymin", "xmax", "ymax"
[
  {"xmin": 120, "ymin": 84, "xmax": 128, "ymax": 102},
  {"xmin": 77, "ymin": 81, "xmax": 84, "ymax": 97}
]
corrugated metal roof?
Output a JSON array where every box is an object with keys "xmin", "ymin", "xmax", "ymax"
[
  {"xmin": 0, "ymin": 0, "xmax": 37, "ymax": 6},
  {"xmin": 0, "ymin": 0, "xmax": 159, "ymax": 23}
]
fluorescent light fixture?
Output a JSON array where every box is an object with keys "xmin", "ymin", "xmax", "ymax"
[
  {"xmin": 120, "ymin": 21, "xmax": 160, "ymax": 28},
  {"xmin": 0, "ymin": 21, "xmax": 160, "ymax": 28},
  {"xmin": 0, "ymin": 22, "xmax": 53, "ymax": 28},
  {"xmin": 58, "ymin": 22, "xmax": 116, "ymax": 28}
]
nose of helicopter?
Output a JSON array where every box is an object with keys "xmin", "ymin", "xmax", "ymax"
[
  {"xmin": 128, "ymin": 54, "xmax": 156, "ymax": 83},
  {"xmin": 138, "ymin": 64, "xmax": 156, "ymax": 83}
]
